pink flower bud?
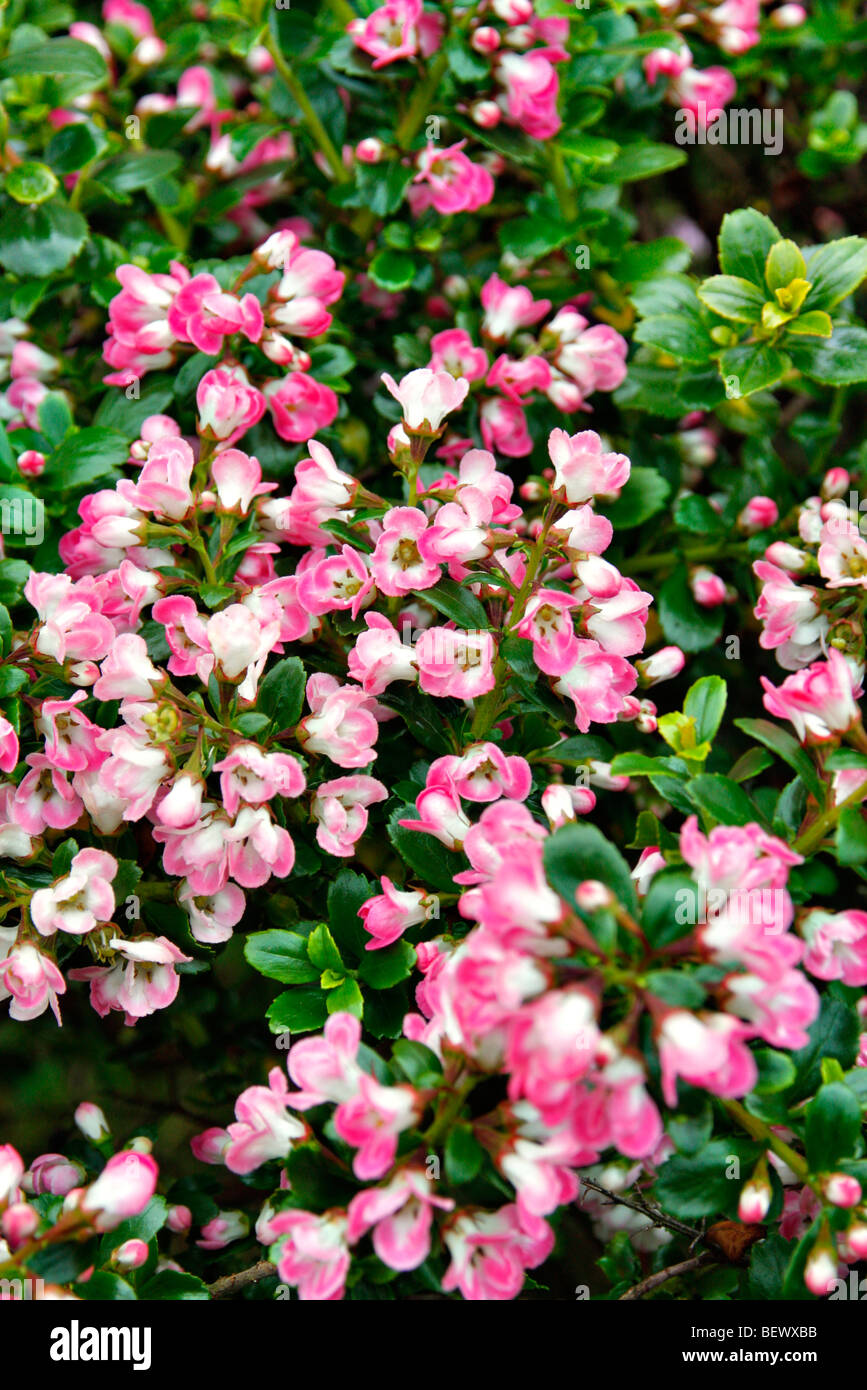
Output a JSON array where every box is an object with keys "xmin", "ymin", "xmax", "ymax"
[
  {"xmin": 824, "ymin": 1173, "xmax": 862, "ymax": 1208},
  {"xmin": 690, "ymin": 567, "xmax": 727, "ymax": 607},
  {"xmin": 356, "ymin": 137, "xmax": 385, "ymax": 164},
  {"xmin": 471, "ymin": 26, "xmax": 500, "ymax": 53},
  {"xmin": 167, "ymin": 1204, "xmax": 193, "ymax": 1233},
  {"xmin": 576, "ymin": 880, "xmax": 615, "ymax": 913},
  {"xmin": 17, "ymin": 449, "xmax": 45, "ymax": 476},
  {"xmin": 846, "ymin": 1222, "xmax": 867, "ymax": 1259},
  {"xmin": 764, "ymin": 541, "xmax": 810, "ymax": 572},
  {"xmin": 470, "ymin": 100, "xmax": 502, "ymax": 128},
  {"xmin": 112, "ymin": 1237, "xmax": 150, "ymax": 1269},
  {"xmin": 738, "ymin": 1160, "xmax": 772, "ymax": 1223},
  {"xmin": 1, "ymin": 1200, "xmax": 39, "ymax": 1247},
  {"xmin": 636, "ymin": 646, "xmax": 685, "ymax": 686},
  {"xmin": 74, "ymin": 1102, "xmax": 110, "ymax": 1143},
  {"xmin": 81, "ymin": 1151, "xmax": 158, "ymax": 1231},
  {"xmin": 822, "ymin": 467, "xmax": 850, "ymax": 500},
  {"xmin": 738, "ymin": 496, "xmax": 779, "ymax": 532},
  {"xmin": 804, "ymin": 1230, "xmax": 838, "ymax": 1296},
  {"xmin": 770, "ymin": 4, "xmax": 807, "ymax": 28}
]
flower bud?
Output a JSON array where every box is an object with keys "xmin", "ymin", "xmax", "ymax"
[
  {"xmin": 738, "ymin": 1158, "xmax": 772, "ymax": 1223},
  {"xmin": 469, "ymin": 100, "xmax": 502, "ymax": 129},
  {"xmin": 636, "ymin": 646, "xmax": 685, "ymax": 686},
  {"xmin": 770, "ymin": 4, "xmax": 807, "ymax": 28},
  {"xmin": 764, "ymin": 541, "xmax": 810, "ymax": 572},
  {"xmin": 804, "ymin": 1223, "xmax": 838, "ymax": 1296},
  {"xmin": 821, "ymin": 467, "xmax": 850, "ymax": 501},
  {"xmin": 112, "ymin": 1238, "xmax": 150, "ymax": 1270},
  {"xmin": 355, "ymin": 137, "xmax": 384, "ymax": 164},
  {"xmin": 690, "ymin": 567, "xmax": 727, "ymax": 607},
  {"xmin": 81, "ymin": 1151, "xmax": 158, "ymax": 1232},
  {"xmin": 74, "ymin": 1102, "xmax": 110, "ymax": 1144},
  {"xmin": 824, "ymin": 1172, "xmax": 862, "ymax": 1208},
  {"xmin": 167, "ymin": 1204, "xmax": 193, "ymax": 1234},
  {"xmin": 17, "ymin": 449, "xmax": 45, "ymax": 477},
  {"xmin": 738, "ymin": 496, "xmax": 779, "ymax": 532},
  {"xmin": 1, "ymin": 1201, "xmax": 38, "ymax": 1247},
  {"xmin": 576, "ymin": 880, "xmax": 615, "ymax": 913}
]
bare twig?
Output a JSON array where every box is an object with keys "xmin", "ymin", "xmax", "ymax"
[
  {"xmin": 619, "ymin": 1251, "xmax": 714, "ymax": 1301},
  {"xmin": 207, "ymin": 1260, "xmax": 277, "ymax": 1299},
  {"xmin": 579, "ymin": 1177, "xmax": 699, "ymax": 1241}
]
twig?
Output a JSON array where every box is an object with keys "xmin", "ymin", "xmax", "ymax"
[
  {"xmin": 207, "ymin": 1260, "xmax": 277, "ymax": 1299},
  {"xmin": 618, "ymin": 1251, "xmax": 714, "ymax": 1301},
  {"xmin": 579, "ymin": 1177, "xmax": 699, "ymax": 1241}
]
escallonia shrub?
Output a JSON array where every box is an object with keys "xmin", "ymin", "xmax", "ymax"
[{"xmin": 2, "ymin": 0, "xmax": 867, "ymax": 1306}]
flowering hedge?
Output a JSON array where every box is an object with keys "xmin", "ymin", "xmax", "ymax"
[{"xmin": 1, "ymin": 0, "xmax": 867, "ymax": 1307}]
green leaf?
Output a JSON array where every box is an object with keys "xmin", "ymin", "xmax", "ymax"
[
  {"xmin": 786, "ymin": 995, "xmax": 860, "ymax": 1103},
  {"xmin": 387, "ymin": 805, "xmax": 460, "ymax": 894},
  {"xmin": 658, "ymin": 565, "xmax": 724, "ymax": 652},
  {"xmin": 673, "ymin": 494, "xmax": 726, "ymax": 535},
  {"xmin": 788, "ymin": 327, "xmax": 867, "ymax": 386},
  {"xmin": 835, "ymin": 806, "xmax": 867, "ymax": 865},
  {"xmin": 0, "ymin": 201, "xmax": 88, "ymax": 276},
  {"xmin": 633, "ymin": 314, "xmax": 714, "ymax": 364},
  {"xmin": 0, "ymin": 666, "xmax": 28, "ymax": 697},
  {"xmin": 257, "ymin": 656, "xmax": 306, "ymax": 731},
  {"xmin": 307, "ymin": 922, "xmax": 344, "ymax": 974},
  {"xmin": 654, "ymin": 1139, "xmax": 759, "ymax": 1218},
  {"xmin": 733, "ymin": 717, "xmax": 824, "ymax": 802},
  {"xmin": 326, "ymin": 976, "xmax": 364, "ymax": 1017},
  {"xmin": 718, "ymin": 208, "xmax": 781, "ymax": 286},
  {"xmin": 29, "ymin": 1237, "xmax": 99, "ymax": 1284},
  {"xmin": 805, "ymin": 1081, "xmax": 862, "ymax": 1170},
  {"xmin": 139, "ymin": 1270, "xmax": 209, "ymax": 1300},
  {"xmin": 685, "ymin": 773, "xmax": 757, "ymax": 827},
  {"xmin": 752, "ymin": 1048, "xmax": 797, "ymax": 1095},
  {"xmin": 0, "ymin": 36, "xmax": 109, "ymax": 83},
  {"xmin": 74, "ymin": 1271, "xmax": 137, "ymax": 1301},
  {"xmin": 244, "ymin": 930, "xmax": 320, "ymax": 984},
  {"xmin": 641, "ymin": 867, "xmax": 699, "ymax": 948},
  {"xmin": 684, "ymin": 675, "xmax": 727, "ymax": 744},
  {"xmin": 644, "ymin": 970, "xmax": 706, "ymax": 1008},
  {"xmin": 765, "ymin": 240, "xmax": 807, "ymax": 293},
  {"xmin": 444, "ymin": 1125, "xmax": 485, "ymax": 1185},
  {"xmin": 4, "ymin": 162, "xmax": 59, "ymax": 205},
  {"xmin": 604, "ymin": 466, "xmax": 671, "ymax": 528},
  {"xmin": 543, "ymin": 821, "xmax": 638, "ymax": 916},
  {"xmin": 597, "ymin": 141, "xmax": 687, "ymax": 182},
  {"xmin": 328, "ymin": 869, "xmax": 372, "ymax": 957},
  {"xmin": 718, "ymin": 344, "xmax": 792, "ymax": 397},
  {"xmin": 45, "ymin": 426, "xmax": 128, "ymax": 488},
  {"xmin": 267, "ymin": 986, "xmax": 328, "ymax": 1035},
  {"xmin": 97, "ymin": 1196, "xmax": 167, "ymax": 1260},
  {"xmin": 47, "ymin": 122, "xmax": 104, "ymax": 173},
  {"xmin": 368, "ymin": 249, "xmax": 416, "ymax": 292},
  {"xmin": 414, "ymin": 575, "xmax": 490, "ymax": 629},
  {"xmin": 697, "ymin": 275, "xmax": 766, "ymax": 322},
  {"xmin": 98, "ymin": 151, "xmax": 183, "ymax": 194},
  {"xmin": 358, "ymin": 939, "xmax": 416, "ymax": 989},
  {"xmin": 803, "ymin": 236, "xmax": 867, "ymax": 310},
  {"xmin": 747, "ymin": 1234, "xmax": 790, "ymax": 1299}
]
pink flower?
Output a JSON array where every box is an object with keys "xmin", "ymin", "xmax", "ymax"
[
  {"xmin": 0, "ymin": 715, "xmax": 18, "ymax": 773},
  {"xmin": 297, "ymin": 545, "xmax": 374, "ymax": 619},
  {"xmin": 428, "ymin": 329, "xmax": 488, "ymax": 382},
  {"xmin": 211, "ymin": 449, "xmax": 275, "ymax": 514},
  {"xmin": 93, "ymin": 634, "xmax": 165, "ymax": 702},
  {"xmin": 25, "ymin": 572, "xmax": 115, "ymax": 665},
  {"xmin": 221, "ymin": 1068, "xmax": 309, "ymax": 1174},
  {"xmin": 399, "ymin": 779, "xmax": 471, "ymax": 849},
  {"xmin": 480, "ymin": 397, "xmax": 532, "ymax": 457},
  {"xmin": 496, "ymin": 50, "xmax": 562, "ymax": 140},
  {"xmin": 381, "ymin": 368, "xmax": 469, "ymax": 435},
  {"xmin": 179, "ymin": 880, "xmax": 246, "ymax": 945},
  {"xmin": 428, "ymin": 743, "xmax": 531, "ymax": 802},
  {"xmin": 287, "ymin": 1011, "xmax": 363, "ymax": 1108},
  {"xmin": 103, "ymin": 261, "xmax": 188, "ymax": 374},
  {"xmin": 298, "ymin": 673, "xmax": 380, "ymax": 768},
  {"xmin": 36, "ymin": 691, "xmax": 99, "ymax": 772},
  {"xmin": 81, "ymin": 1151, "xmax": 159, "ymax": 1231},
  {"xmin": 515, "ymin": 590, "xmax": 580, "ymax": 676},
  {"xmin": 657, "ymin": 1011, "xmax": 757, "ymax": 1106},
  {"xmin": 761, "ymin": 647, "xmax": 862, "ymax": 744},
  {"xmin": 312, "ymin": 775, "xmax": 388, "ymax": 857},
  {"xmin": 226, "ymin": 806, "xmax": 296, "ymax": 888},
  {"xmin": 26, "ymin": 1153, "xmax": 86, "ymax": 1196},
  {"xmin": 547, "ymin": 428, "xmax": 630, "ymax": 504},
  {"xmin": 370, "ymin": 506, "xmax": 441, "ymax": 596},
  {"xmin": 270, "ymin": 1209, "xmax": 350, "ymax": 1300},
  {"xmin": 636, "ymin": 645, "xmax": 686, "ymax": 686},
  {"xmin": 197, "ymin": 367, "xmax": 266, "ymax": 446},
  {"xmin": 411, "ymin": 142, "xmax": 495, "ymax": 215},
  {"xmin": 359, "ymin": 877, "xmax": 431, "ymax": 950},
  {"xmin": 152, "ymin": 595, "xmax": 212, "ymax": 680},
  {"xmin": 347, "ymin": 1168, "xmax": 454, "ymax": 1269},
  {"xmin": 552, "ymin": 640, "xmax": 637, "ymax": 731},
  {"xmin": 724, "ymin": 969, "xmax": 818, "ymax": 1050},
  {"xmin": 0, "ymin": 942, "xmax": 66, "ymax": 1023},
  {"xmin": 334, "ymin": 1072, "xmax": 421, "ymax": 1179},
  {"xmin": 441, "ymin": 1205, "xmax": 553, "ymax": 1300},
  {"xmin": 13, "ymin": 755, "xmax": 83, "ymax": 834},
  {"xmin": 214, "ymin": 744, "xmax": 305, "ymax": 817},
  {"xmin": 197, "ymin": 1211, "xmax": 249, "ymax": 1250},
  {"xmin": 802, "ymin": 909, "xmax": 867, "ymax": 986},
  {"xmin": 690, "ymin": 567, "xmax": 727, "ymax": 607},
  {"xmin": 348, "ymin": 613, "xmax": 419, "ymax": 694},
  {"xmin": 348, "ymin": 0, "xmax": 442, "ymax": 69},
  {"xmin": 207, "ymin": 603, "xmax": 279, "ymax": 691},
  {"xmin": 0, "ymin": 1144, "xmax": 24, "ymax": 1203},
  {"xmin": 31, "ymin": 848, "xmax": 117, "ymax": 937},
  {"xmin": 753, "ymin": 561, "xmax": 826, "ymax": 668},
  {"xmin": 70, "ymin": 935, "xmax": 192, "ymax": 1025},
  {"xmin": 264, "ymin": 374, "xmax": 339, "ymax": 443},
  {"xmin": 480, "ymin": 274, "xmax": 551, "ymax": 342},
  {"xmin": 415, "ymin": 626, "xmax": 496, "ymax": 699}
]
